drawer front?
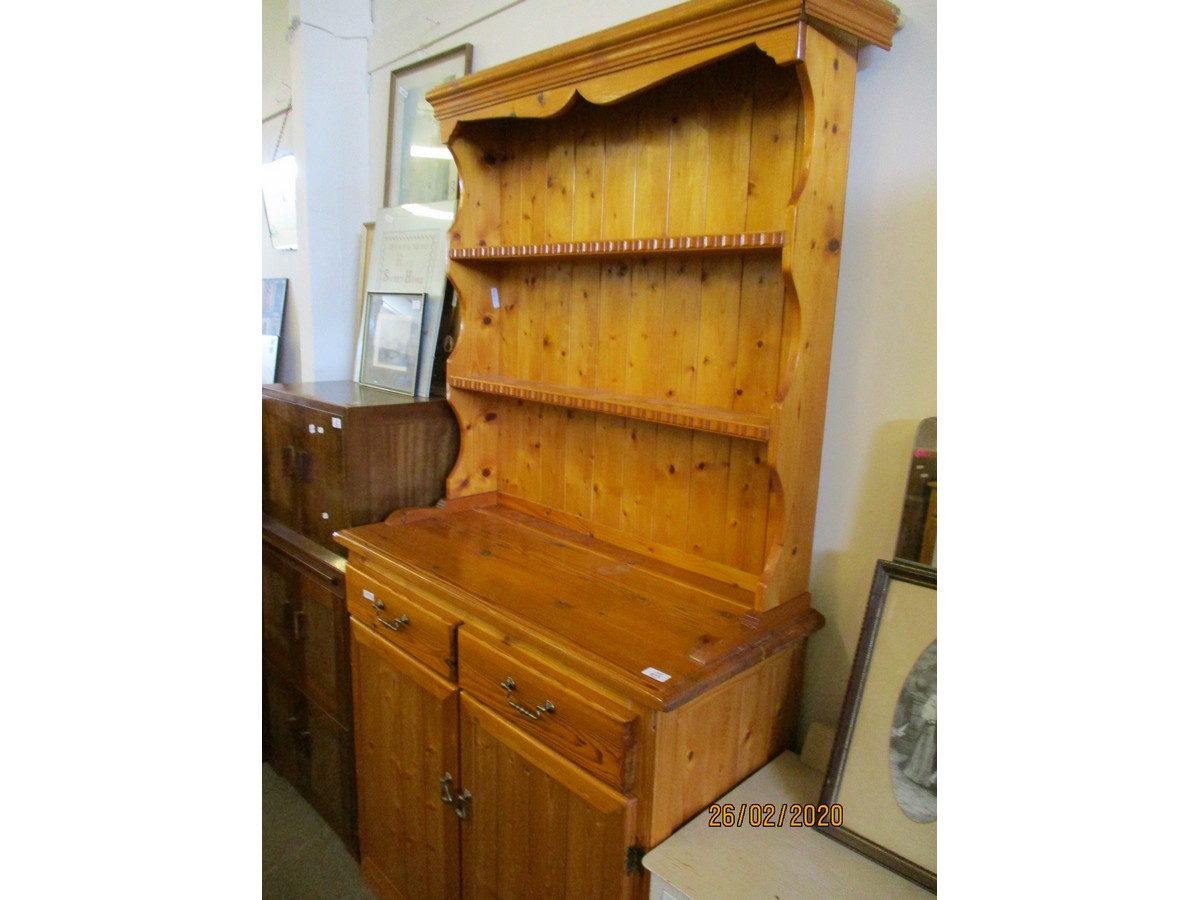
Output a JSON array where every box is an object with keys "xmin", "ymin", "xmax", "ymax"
[
  {"xmin": 345, "ymin": 568, "xmax": 460, "ymax": 680},
  {"xmin": 458, "ymin": 628, "xmax": 637, "ymax": 792}
]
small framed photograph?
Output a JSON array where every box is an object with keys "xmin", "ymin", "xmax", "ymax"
[
  {"xmin": 384, "ymin": 45, "xmax": 472, "ymax": 208},
  {"xmin": 819, "ymin": 559, "xmax": 937, "ymax": 892},
  {"xmin": 356, "ymin": 293, "xmax": 426, "ymax": 395}
]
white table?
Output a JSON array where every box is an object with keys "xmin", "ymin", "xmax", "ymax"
[{"xmin": 642, "ymin": 748, "xmax": 932, "ymax": 899}]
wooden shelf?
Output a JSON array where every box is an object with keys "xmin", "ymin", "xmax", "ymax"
[
  {"xmin": 448, "ymin": 231, "xmax": 785, "ymax": 262},
  {"xmin": 448, "ymin": 374, "xmax": 771, "ymax": 441}
]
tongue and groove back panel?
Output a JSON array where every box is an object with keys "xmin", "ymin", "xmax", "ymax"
[{"xmin": 432, "ymin": 16, "xmax": 866, "ymax": 608}]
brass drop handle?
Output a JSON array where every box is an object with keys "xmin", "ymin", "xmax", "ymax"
[
  {"xmin": 371, "ymin": 597, "xmax": 409, "ymax": 631},
  {"xmin": 440, "ymin": 773, "xmax": 471, "ymax": 820},
  {"xmin": 500, "ymin": 676, "xmax": 556, "ymax": 720}
]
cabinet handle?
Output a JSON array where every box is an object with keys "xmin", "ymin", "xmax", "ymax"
[
  {"xmin": 371, "ymin": 597, "xmax": 409, "ymax": 630},
  {"xmin": 376, "ymin": 613, "xmax": 410, "ymax": 631},
  {"xmin": 282, "ymin": 445, "xmax": 294, "ymax": 477},
  {"xmin": 295, "ymin": 450, "xmax": 312, "ymax": 483},
  {"xmin": 455, "ymin": 789, "xmax": 472, "ymax": 820},
  {"xmin": 292, "ymin": 609, "xmax": 305, "ymax": 641},
  {"xmin": 499, "ymin": 676, "xmax": 556, "ymax": 720},
  {"xmin": 440, "ymin": 773, "xmax": 471, "ymax": 820}
]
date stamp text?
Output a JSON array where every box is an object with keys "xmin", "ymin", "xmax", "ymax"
[{"xmin": 706, "ymin": 802, "xmax": 842, "ymax": 828}]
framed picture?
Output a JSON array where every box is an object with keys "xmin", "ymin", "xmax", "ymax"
[
  {"xmin": 352, "ymin": 222, "xmax": 375, "ymax": 381},
  {"xmin": 383, "ymin": 45, "xmax": 472, "ymax": 208},
  {"xmin": 356, "ymin": 293, "xmax": 426, "ymax": 395},
  {"xmin": 262, "ymin": 278, "xmax": 287, "ymax": 337},
  {"xmin": 819, "ymin": 559, "xmax": 937, "ymax": 892}
]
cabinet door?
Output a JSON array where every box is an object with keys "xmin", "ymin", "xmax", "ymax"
[
  {"xmin": 264, "ymin": 660, "xmax": 307, "ymax": 789},
  {"xmin": 298, "ymin": 416, "xmax": 346, "ymax": 552},
  {"xmin": 263, "ymin": 661, "xmax": 357, "ymax": 854},
  {"xmin": 263, "ymin": 398, "xmax": 347, "ymax": 550},
  {"xmin": 263, "ymin": 397, "xmax": 303, "ymax": 528},
  {"xmin": 262, "ymin": 541, "xmax": 349, "ymax": 723},
  {"xmin": 459, "ymin": 695, "xmax": 639, "ymax": 900},
  {"xmin": 262, "ymin": 546, "xmax": 298, "ymax": 672},
  {"xmin": 304, "ymin": 694, "xmax": 357, "ymax": 854},
  {"xmin": 350, "ymin": 619, "xmax": 461, "ymax": 900}
]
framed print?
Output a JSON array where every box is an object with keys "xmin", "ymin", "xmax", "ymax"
[
  {"xmin": 356, "ymin": 293, "xmax": 426, "ymax": 395},
  {"xmin": 365, "ymin": 203, "xmax": 456, "ymax": 397},
  {"xmin": 383, "ymin": 45, "xmax": 472, "ymax": 208},
  {"xmin": 352, "ymin": 222, "xmax": 375, "ymax": 381},
  {"xmin": 819, "ymin": 559, "xmax": 937, "ymax": 892},
  {"xmin": 262, "ymin": 277, "xmax": 287, "ymax": 337}
]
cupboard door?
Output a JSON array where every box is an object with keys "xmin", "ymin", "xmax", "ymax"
[
  {"xmin": 264, "ymin": 661, "xmax": 307, "ymax": 790},
  {"xmin": 263, "ymin": 397, "xmax": 303, "ymax": 529},
  {"xmin": 263, "ymin": 661, "xmax": 357, "ymax": 854},
  {"xmin": 263, "ymin": 397, "xmax": 347, "ymax": 550},
  {"xmin": 262, "ymin": 546, "xmax": 298, "ymax": 673},
  {"xmin": 294, "ymin": 573, "xmax": 347, "ymax": 720},
  {"xmin": 459, "ymin": 695, "xmax": 639, "ymax": 900},
  {"xmin": 304, "ymin": 697, "xmax": 357, "ymax": 855},
  {"xmin": 262, "ymin": 540, "xmax": 349, "ymax": 723},
  {"xmin": 299, "ymin": 416, "xmax": 346, "ymax": 552},
  {"xmin": 350, "ymin": 619, "xmax": 461, "ymax": 900}
]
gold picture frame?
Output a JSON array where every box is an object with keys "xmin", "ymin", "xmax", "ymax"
[{"xmin": 383, "ymin": 45, "xmax": 472, "ymax": 208}]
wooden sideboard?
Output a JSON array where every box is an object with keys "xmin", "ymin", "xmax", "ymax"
[
  {"xmin": 262, "ymin": 381, "xmax": 459, "ymax": 855},
  {"xmin": 336, "ymin": 1, "xmax": 900, "ymax": 897}
]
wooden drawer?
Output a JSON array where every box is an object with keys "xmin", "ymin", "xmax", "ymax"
[
  {"xmin": 345, "ymin": 567, "xmax": 460, "ymax": 680},
  {"xmin": 457, "ymin": 627, "xmax": 638, "ymax": 792}
]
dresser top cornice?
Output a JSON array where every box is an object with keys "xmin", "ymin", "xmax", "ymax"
[{"xmin": 427, "ymin": 0, "xmax": 898, "ymax": 130}]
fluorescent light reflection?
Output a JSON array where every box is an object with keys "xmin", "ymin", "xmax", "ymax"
[
  {"xmin": 401, "ymin": 203, "xmax": 455, "ymax": 221},
  {"xmin": 410, "ymin": 144, "xmax": 453, "ymax": 160}
]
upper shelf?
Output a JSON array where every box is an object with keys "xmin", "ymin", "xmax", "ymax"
[
  {"xmin": 448, "ymin": 374, "xmax": 772, "ymax": 441},
  {"xmin": 448, "ymin": 231, "xmax": 786, "ymax": 262}
]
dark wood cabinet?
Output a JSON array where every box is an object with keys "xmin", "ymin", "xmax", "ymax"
[
  {"xmin": 263, "ymin": 381, "xmax": 460, "ymax": 555},
  {"xmin": 262, "ymin": 519, "xmax": 358, "ymax": 853},
  {"xmin": 262, "ymin": 382, "xmax": 461, "ymax": 858}
]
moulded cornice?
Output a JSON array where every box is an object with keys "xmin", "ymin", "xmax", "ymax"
[{"xmin": 426, "ymin": 0, "xmax": 898, "ymax": 126}]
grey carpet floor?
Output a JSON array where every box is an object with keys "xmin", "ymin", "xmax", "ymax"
[{"xmin": 262, "ymin": 763, "xmax": 374, "ymax": 899}]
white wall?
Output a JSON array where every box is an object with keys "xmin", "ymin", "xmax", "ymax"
[
  {"xmin": 360, "ymin": 0, "xmax": 936, "ymax": 747},
  {"xmin": 366, "ymin": 0, "xmax": 683, "ymax": 213},
  {"xmin": 262, "ymin": 0, "xmax": 372, "ymax": 383}
]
